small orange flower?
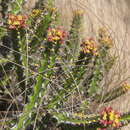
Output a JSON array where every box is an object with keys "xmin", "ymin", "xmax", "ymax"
[
  {"xmin": 47, "ymin": 27, "xmax": 66, "ymax": 44},
  {"xmin": 81, "ymin": 38, "xmax": 98, "ymax": 56},
  {"xmin": 99, "ymin": 107, "xmax": 121, "ymax": 128},
  {"xmin": 98, "ymin": 27, "xmax": 113, "ymax": 48},
  {"xmin": 8, "ymin": 14, "xmax": 28, "ymax": 29},
  {"xmin": 121, "ymin": 82, "xmax": 130, "ymax": 92},
  {"xmin": 31, "ymin": 9, "xmax": 41, "ymax": 17}
]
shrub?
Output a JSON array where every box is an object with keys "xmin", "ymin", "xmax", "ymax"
[{"xmin": 0, "ymin": 0, "xmax": 130, "ymax": 130}]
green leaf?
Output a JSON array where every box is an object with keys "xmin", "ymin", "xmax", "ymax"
[
  {"xmin": 52, "ymin": 112, "xmax": 99, "ymax": 125},
  {"xmin": 0, "ymin": 27, "xmax": 7, "ymax": 38},
  {"xmin": 11, "ymin": 0, "xmax": 24, "ymax": 14},
  {"xmin": 0, "ymin": 58, "xmax": 8, "ymax": 64}
]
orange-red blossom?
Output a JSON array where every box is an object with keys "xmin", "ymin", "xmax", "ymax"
[
  {"xmin": 8, "ymin": 14, "xmax": 28, "ymax": 29},
  {"xmin": 81, "ymin": 38, "xmax": 98, "ymax": 56},
  {"xmin": 99, "ymin": 107, "xmax": 121, "ymax": 128},
  {"xmin": 47, "ymin": 28, "xmax": 66, "ymax": 44}
]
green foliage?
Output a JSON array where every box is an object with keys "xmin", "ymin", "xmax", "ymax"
[
  {"xmin": 11, "ymin": 0, "xmax": 24, "ymax": 14},
  {"xmin": 68, "ymin": 10, "xmax": 83, "ymax": 61},
  {"xmin": 0, "ymin": 27, "xmax": 7, "ymax": 38},
  {"xmin": 87, "ymin": 46, "xmax": 110, "ymax": 96},
  {"xmin": 95, "ymin": 84, "xmax": 128, "ymax": 103}
]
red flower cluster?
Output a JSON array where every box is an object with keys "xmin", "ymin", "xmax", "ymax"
[
  {"xmin": 97, "ymin": 128, "xmax": 106, "ymax": 130},
  {"xmin": 47, "ymin": 28, "xmax": 66, "ymax": 44},
  {"xmin": 81, "ymin": 38, "xmax": 98, "ymax": 56},
  {"xmin": 8, "ymin": 14, "xmax": 28, "ymax": 29},
  {"xmin": 99, "ymin": 107, "xmax": 121, "ymax": 128}
]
